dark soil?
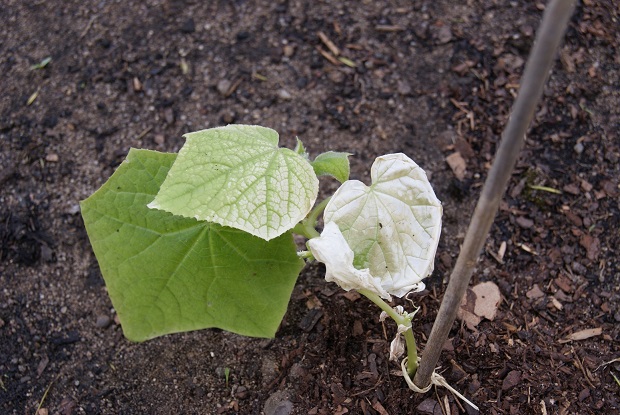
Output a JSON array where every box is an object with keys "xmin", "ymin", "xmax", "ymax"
[{"xmin": 1, "ymin": 1, "xmax": 619, "ymax": 414}]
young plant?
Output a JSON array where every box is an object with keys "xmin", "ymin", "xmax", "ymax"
[{"xmin": 81, "ymin": 124, "xmax": 441, "ymax": 380}]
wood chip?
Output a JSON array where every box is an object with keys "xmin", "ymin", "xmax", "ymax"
[
  {"xmin": 445, "ymin": 152, "xmax": 466, "ymax": 181},
  {"xmin": 298, "ymin": 308, "xmax": 323, "ymax": 332},
  {"xmin": 375, "ymin": 25, "xmax": 404, "ymax": 32},
  {"xmin": 526, "ymin": 284, "xmax": 545, "ymax": 299},
  {"xmin": 550, "ymin": 297, "xmax": 563, "ymax": 310},
  {"xmin": 305, "ymin": 294, "xmax": 322, "ymax": 310},
  {"xmin": 342, "ymin": 291, "xmax": 361, "ymax": 301},
  {"xmin": 502, "ymin": 370, "xmax": 522, "ymax": 391},
  {"xmin": 560, "ymin": 327, "xmax": 603, "ymax": 343},
  {"xmin": 132, "ymin": 77, "xmax": 143, "ymax": 92},
  {"xmin": 554, "ymin": 276, "xmax": 574, "ymax": 293},
  {"xmin": 516, "ymin": 216, "xmax": 534, "ymax": 229},
  {"xmin": 372, "ymin": 401, "xmax": 390, "ymax": 415},
  {"xmin": 498, "ymin": 241, "xmax": 507, "ymax": 260},
  {"xmin": 579, "ymin": 234, "xmax": 600, "ymax": 260},
  {"xmin": 37, "ymin": 355, "xmax": 49, "ymax": 377}
]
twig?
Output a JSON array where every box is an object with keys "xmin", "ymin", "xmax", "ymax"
[
  {"xmin": 317, "ymin": 31, "xmax": 340, "ymax": 56},
  {"xmin": 80, "ymin": 15, "xmax": 98, "ymax": 39},
  {"xmin": 414, "ymin": 0, "xmax": 577, "ymax": 389},
  {"xmin": 315, "ymin": 46, "xmax": 341, "ymax": 66},
  {"xmin": 35, "ymin": 376, "xmax": 57, "ymax": 415}
]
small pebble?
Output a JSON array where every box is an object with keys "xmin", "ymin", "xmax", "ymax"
[
  {"xmin": 164, "ymin": 108, "xmax": 175, "ymax": 124},
  {"xmin": 96, "ymin": 315, "xmax": 112, "ymax": 328},
  {"xmin": 236, "ymin": 31, "xmax": 250, "ymax": 42},
  {"xmin": 397, "ymin": 81, "xmax": 412, "ymax": 95},
  {"xmin": 67, "ymin": 204, "xmax": 80, "ymax": 215},
  {"xmin": 328, "ymin": 70, "xmax": 345, "ymax": 83},
  {"xmin": 264, "ymin": 392, "xmax": 293, "ymax": 415},
  {"xmin": 217, "ymin": 79, "xmax": 231, "ymax": 96},
  {"xmin": 574, "ymin": 142, "xmax": 584, "ymax": 154},
  {"xmin": 236, "ymin": 386, "xmax": 248, "ymax": 399},
  {"xmin": 416, "ymin": 398, "xmax": 441, "ymax": 415},
  {"xmin": 283, "ymin": 45, "xmax": 295, "ymax": 57},
  {"xmin": 277, "ymin": 89, "xmax": 292, "ymax": 100},
  {"xmin": 221, "ymin": 111, "xmax": 236, "ymax": 124},
  {"xmin": 45, "ymin": 153, "xmax": 59, "ymax": 162},
  {"xmin": 437, "ymin": 25, "xmax": 453, "ymax": 44},
  {"xmin": 154, "ymin": 134, "xmax": 165, "ymax": 145}
]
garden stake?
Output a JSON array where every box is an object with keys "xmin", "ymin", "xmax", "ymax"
[{"xmin": 413, "ymin": 0, "xmax": 577, "ymax": 390}]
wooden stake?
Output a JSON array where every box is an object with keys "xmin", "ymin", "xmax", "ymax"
[{"xmin": 414, "ymin": 0, "xmax": 577, "ymax": 389}]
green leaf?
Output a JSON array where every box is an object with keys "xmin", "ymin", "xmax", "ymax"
[
  {"xmin": 30, "ymin": 56, "xmax": 52, "ymax": 70},
  {"xmin": 80, "ymin": 149, "xmax": 304, "ymax": 341},
  {"xmin": 311, "ymin": 151, "xmax": 352, "ymax": 183},
  {"xmin": 322, "ymin": 153, "xmax": 442, "ymax": 298},
  {"xmin": 148, "ymin": 125, "xmax": 319, "ymax": 241},
  {"xmin": 294, "ymin": 137, "xmax": 307, "ymax": 156}
]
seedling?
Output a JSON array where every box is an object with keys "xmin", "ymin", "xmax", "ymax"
[
  {"xmin": 224, "ymin": 367, "xmax": 231, "ymax": 388},
  {"xmin": 81, "ymin": 124, "xmax": 441, "ymax": 380},
  {"xmin": 30, "ymin": 57, "xmax": 52, "ymax": 70}
]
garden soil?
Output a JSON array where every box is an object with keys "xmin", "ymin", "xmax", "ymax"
[{"xmin": 1, "ymin": 0, "xmax": 619, "ymax": 414}]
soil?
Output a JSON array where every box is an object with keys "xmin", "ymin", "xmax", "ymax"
[{"xmin": 1, "ymin": 0, "xmax": 619, "ymax": 414}]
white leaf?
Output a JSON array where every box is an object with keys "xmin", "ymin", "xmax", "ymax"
[
  {"xmin": 307, "ymin": 222, "xmax": 392, "ymax": 300},
  {"xmin": 389, "ymin": 334, "xmax": 405, "ymax": 361},
  {"xmin": 322, "ymin": 153, "xmax": 442, "ymax": 298}
]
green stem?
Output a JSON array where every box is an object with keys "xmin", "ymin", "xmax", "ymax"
[
  {"xmin": 292, "ymin": 223, "xmax": 318, "ymax": 239},
  {"xmin": 297, "ymin": 250, "xmax": 314, "ymax": 260},
  {"xmin": 292, "ymin": 196, "xmax": 332, "ymax": 240},
  {"xmin": 307, "ymin": 196, "xmax": 331, "ymax": 229},
  {"xmin": 402, "ymin": 328, "xmax": 419, "ymax": 376},
  {"xmin": 358, "ymin": 289, "xmax": 419, "ymax": 376}
]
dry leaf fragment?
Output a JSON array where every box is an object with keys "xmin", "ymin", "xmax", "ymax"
[
  {"xmin": 446, "ymin": 152, "xmax": 466, "ymax": 181},
  {"xmin": 372, "ymin": 401, "xmax": 390, "ymax": 415},
  {"xmin": 579, "ymin": 234, "xmax": 600, "ymax": 260},
  {"xmin": 305, "ymin": 294, "xmax": 323, "ymax": 310},
  {"xmin": 526, "ymin": 284, "xmax": 545, "ymax": 299},
  {"xmin": 458, "ymin": 281, "xmax": 501, "ymax": 329},
  {"xmin": 550, "ymin": 297, "xmax": 563, "ymax": 310},
  {"xmin": 498, "ymin": 241, "xmax": 507, "ymax": 260},
  {"xmin": 27, "ymin": 88, "xmax": 40, "ymax": 105},
  {"xmin": 473, "ymin": 281, "xmax": 501, "ymax": 320},
  {"xmin": 560, "ymin": 327, "xmax": 602, "ymax": 343}
]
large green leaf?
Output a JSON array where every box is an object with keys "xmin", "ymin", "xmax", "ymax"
[
  {"xmin": 80, "ymin": 149, "xmax": 304, "ymax": 342},
  {"xmin": 148, "ymin": 125, "xmax": 319, "ymax": 241}
]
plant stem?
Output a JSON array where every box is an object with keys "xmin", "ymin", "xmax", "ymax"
[
  {"xmin": 358, "ymin": 289, "xmax": 418, "ymax": 376},
  {"xmin": 293, "ymin": 196, "xmax": 332, "ymax": 239},
  {"xmin": 307, "ymin": 196, "xmax": 331, "ymax": 229},
  {"xmin": 292, "ymin": 222, "xmax": 319, "ymax": 239},
  {"xmin": 402, "ymin": 326, "xmax": 419, "ymax": 376},
  {"xmin": 413, "ymin": 0, "xmax": 576, "ymax": 388}
]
